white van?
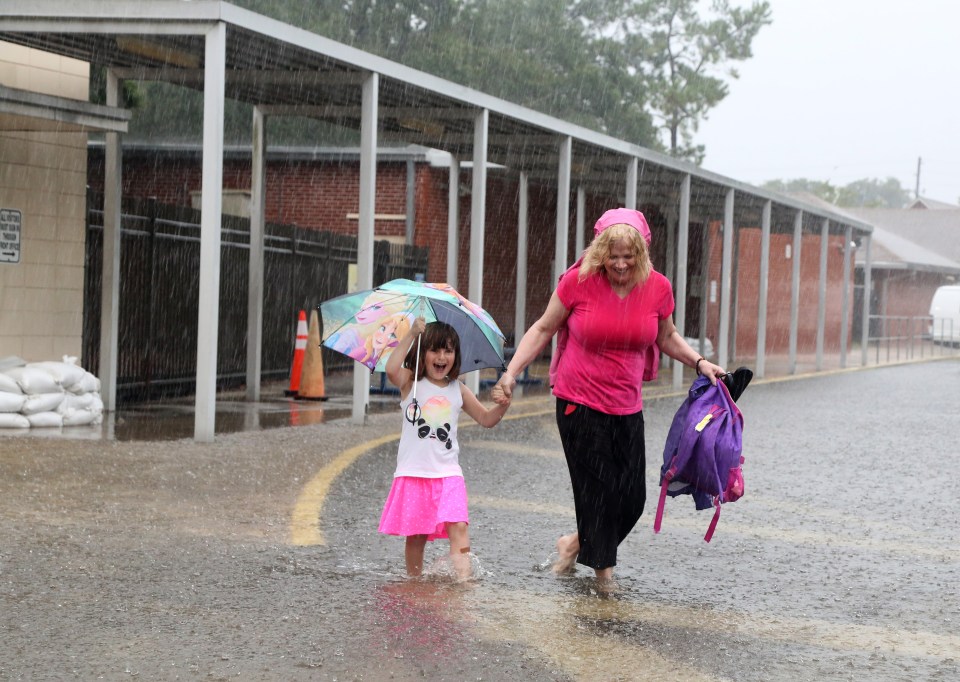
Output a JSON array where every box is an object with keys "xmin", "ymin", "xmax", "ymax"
[{"xmin": 929, "ymin": 285, "xmax": 960, "ymax": 345}]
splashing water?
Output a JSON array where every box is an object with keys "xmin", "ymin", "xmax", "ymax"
[{"xmin": 422, "ymin": 552, "xmax": 490, "ymax": 582}]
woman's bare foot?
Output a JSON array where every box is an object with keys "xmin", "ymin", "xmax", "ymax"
[{"xmin": 552, "ymin": 533, "xmax": 579, "ymax": 574}]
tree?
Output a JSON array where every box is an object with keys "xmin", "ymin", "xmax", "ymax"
[
  {"xmin": 230, "ymin": 0, "xmax": 660, "ymax": 147},
  {"xmin": 596, "ymin": 0, "xmax": 771, "ymax": 162},
  {"xmin": 762, "ymin": 177, "xmax": 912, "ymax": 209},
  {"xmin": 126, "ymin": 0, "xmax": 769, "ymax": 159},
  {"xmin": 835, "ymin": 177, "xmax": 911, "ymax": 208},
  {"xmin": 761, "ymin": 178, "xmax": 840, "ymax": 205}
]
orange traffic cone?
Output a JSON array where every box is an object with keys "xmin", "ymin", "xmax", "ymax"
[
  {"xmin": 284, "ymin": 310, "xmax": 308, "ymax": 397},
  {"xmin": 297, "ymin": 308, "xmax": 328, "ymax": 401}
]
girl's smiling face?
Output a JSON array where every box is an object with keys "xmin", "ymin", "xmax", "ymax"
[{"xmin": 424, "ymin": 342, "xmax": 456, "ymax": 382}]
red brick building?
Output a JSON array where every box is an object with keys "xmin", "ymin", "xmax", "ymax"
[{"xmin": 88, "ymin": 144, "xmax": 855, "ymax": 356}]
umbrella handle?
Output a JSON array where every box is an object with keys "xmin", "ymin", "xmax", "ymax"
[
  {"xmin": 404, "ymin": 333, "xmax": 423, "ymax": 425},
  {"xmin": 412, "ymin": 332, "xmax": 421, "ymax": 400}
]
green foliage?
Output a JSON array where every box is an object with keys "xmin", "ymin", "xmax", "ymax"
[
  {"xmin": 762, "ymin": 177, "xmax": 912, "ymax": 209},
  {"xmin": 89, "ymin": 65, "xmax": 144, "ymax": 109},
  {"xmin": 125, "ymin": 0, "xmax": 770, "ymax": 159},
  {"xmin": 594, "ymin": 0, "xmax": 771, "ymax": 162}
]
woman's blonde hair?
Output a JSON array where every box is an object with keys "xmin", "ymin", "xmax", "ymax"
[{"xmin": 578, "ymin": 223, "xmax": 652, "ymax": 284}]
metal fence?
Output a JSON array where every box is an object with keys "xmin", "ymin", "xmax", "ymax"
[
  {"xmin": 83, "ymin": 193, "xmax": 428, "ymax": 401},
  {"xmin": 867, "ymin": 314, "xmax": 959, "ymax": 363}
]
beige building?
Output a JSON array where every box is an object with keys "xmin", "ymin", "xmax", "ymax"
[{"xmin": 0, "ymin": 41, "xmax": 128, "ymax": 362}]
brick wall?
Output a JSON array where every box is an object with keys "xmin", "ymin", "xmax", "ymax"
[
  {"xmin": 706, "ymin": 223, "xmax": 854, "ymax": 356},
  {"xmin": 89, "ymin": 149, "xmax": 867, "ymax": 355}
]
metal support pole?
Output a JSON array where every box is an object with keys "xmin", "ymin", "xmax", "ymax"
[
  {"xmin": 840, "ymin": 225, "xmax": 852, "ymax": 368},
  {"xmin": 756, "ymin": 201, "xmax": 771, "ymax": 378},
  {"xmin": 352, "ymin": 71, "xmax": 378, "ymax": 424},
  {"xmin": 861, "ymin": 234, "xmax": 873, "ymax": 366},
  {"xmin": 718, "ymin": 188, "xmax": 734, "ymax": 369},
  {"xmin": 466, "ymin": 109, "xmax": 489, "ymax": 396},
  {"xmin": 100, "ymin": 68, "xmax": 122, "ymax": 413},
  {"xmin": 515, "ymin": 172, "xmax": 529, "ymax": 344},
  {"xmin": 194, "ymin": 23, "xmax": 226, "ymax": 442},
  {"xmin": 554, "ymin": 136, "xmax": 572, "ymax": 283},
  {"xmin": 673, "ymin": 175, "xmax": 691, "ymax": 390},
  {"xmin": 246, "ymin": 106, "xmax": 267, "ymax": 401},
  {"xmin": 788, "ymin": 211, "xmax": 803, "ymax": 375},
  {"xmin": 575, "ymin": 186, "xmax": 586, "ymax": 257},
  {"xmin": 446, "ymin": 155, "xmax": 459, "ymax": 287},
  {"xmin": 816, "ymin": 218, "xmax": 829, "ymax": 370},
  {"xmin": 625, "ymin": 157, "xmax": 638, "ymax": 209}
]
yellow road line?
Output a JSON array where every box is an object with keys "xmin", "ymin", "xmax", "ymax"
[
  {"xmin": 289, "ymin": 432, "xmax": 398, "ymax": 546},
  {"xmin": 289, "ymin": 360, "xmax": 952, "ymax": 547}
]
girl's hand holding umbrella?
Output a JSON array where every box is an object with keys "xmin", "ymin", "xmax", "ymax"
[
  {"xmin": 409, "ymin": 315, "xmax": 426, "ymax": 340},
  {"xmin": 384, "ymin": 316, "xmax": 427, "ymax": 424}
]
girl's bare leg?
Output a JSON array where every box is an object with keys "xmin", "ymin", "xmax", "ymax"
[
  {"xmin": 405, "ymin": 535, "xmax": 428, "ymax": 576},
  {"xmin": 446, "ymin": 522, "xmax": 472, "ymax": 580},
  {"xmin": 553, "ymin": 532, "xmax": 579, "ymax": 574}
]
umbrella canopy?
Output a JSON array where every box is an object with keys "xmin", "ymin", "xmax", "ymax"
[{"xmin": 320, "ymin": 279, "xmax": 506, "ymax": 374}]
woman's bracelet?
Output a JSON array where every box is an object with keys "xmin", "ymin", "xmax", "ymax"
[{"xmin": 695, "ymin": 357, "xmax": 705, "ymax": 376}]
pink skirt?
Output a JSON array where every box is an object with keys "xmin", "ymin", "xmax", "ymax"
[{"xmin": 378, "ymin": 475, "xmax": 469, "ymax": 541}]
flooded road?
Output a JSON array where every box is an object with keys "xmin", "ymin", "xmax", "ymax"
[{"xmin": 1, "ymin": 360, "xmax": 958, "ymax": 680}]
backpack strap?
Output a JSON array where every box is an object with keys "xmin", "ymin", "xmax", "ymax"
[
  {"xmin": 704, "ymin": 497, "xmax": 722, "ymax": 543},
  {"xmin": 653, "ymin": 465, "xmax": 673, "ymax": 534}
]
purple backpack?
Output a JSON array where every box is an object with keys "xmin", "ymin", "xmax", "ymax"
[{"xmin": 654, "ymin": 375, "xmax": 744, "ymax": 542}]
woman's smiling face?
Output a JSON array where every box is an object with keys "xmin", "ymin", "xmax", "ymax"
[{"xmin": 604, "ymin": 238, "xmax": 637, "ymax": 286}]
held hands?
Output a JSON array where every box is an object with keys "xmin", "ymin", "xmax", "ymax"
[{"xmin": 491, "ymin": 372, "xmax": 516, "ymax": 405}]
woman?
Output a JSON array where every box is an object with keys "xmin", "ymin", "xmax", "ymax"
[{"xmin": 491, "ymin": 208, "xmax": 725, "ymax": 581}]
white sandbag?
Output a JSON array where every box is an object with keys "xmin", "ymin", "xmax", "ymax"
[
  {"xmin": 5, "ymin": 366, "xmax": 63, "ymax": 395},
  {"xmin": 56, "ymin": 392, "xmax": 95, "ymax": 413},
  {"xmin": 0, "ymin": 355, "xmax": 26, "ymax": 372},
  {"xmin": 89, "ymin": 393, "xmax": 104, "ymax": 413},
  {"xmin": 67, "ymin": 371, "xmax": 100, "ymax": 395},
  {"xmin": 0, "ymin": 412, "xmax": 30, "ymax": 429},
  {"xmin": 26, "ymin": 411, "xmax": 63, "ymax": 428},
  {"xmin": 0, "ymin": 372, "xmax": 23, "ymax": 394},
  {"xmin": 27, "ymin": 361, "xmax": 87, "ymax": 389},
  {"xmin": 0, "ymin": 392, "xmax": 26, "ymax": 412},
  {"xmin": 61, "ymin": 408, "xmax": 100, "ymax": 426},
  {"xmin": 21, "ymin": 392, "xmax": 65, "ymax": 415}
]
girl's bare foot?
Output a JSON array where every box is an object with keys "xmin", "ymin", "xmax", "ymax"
[{"xmin": 552, "ymin": 533, "xmax": 579, "ymax": 574}]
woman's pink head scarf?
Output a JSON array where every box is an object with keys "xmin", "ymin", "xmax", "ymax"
[{"xmin": 593, "ymin": 208, "xmax": 651, "ymax": 245}]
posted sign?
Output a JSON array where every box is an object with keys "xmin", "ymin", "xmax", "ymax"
[{"xmin": 0, "ymin": 209, "xmax": 21, "ymax": 264}]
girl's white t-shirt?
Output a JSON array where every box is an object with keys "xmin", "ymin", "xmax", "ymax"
[{"xmin": 394, "ymin": 378, "xmax": 463, "ymax": 478}]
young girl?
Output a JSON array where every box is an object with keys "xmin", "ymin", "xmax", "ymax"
[{"xmin": 379, "ymin": 317, "xmax": 510, "ymax": 579}]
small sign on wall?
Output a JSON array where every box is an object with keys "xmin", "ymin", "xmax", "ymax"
[{"xmin": 0, "ymin": 209, "xmax": 21, "ymax": 264}]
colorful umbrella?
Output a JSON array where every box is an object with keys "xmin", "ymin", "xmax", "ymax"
[{"xmin": 320, "ymin": 279, "xmax": 506, "ymax": 374}]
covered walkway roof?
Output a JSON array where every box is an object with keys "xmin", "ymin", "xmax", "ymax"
[
  {"xmin": 0, "ymin": 0, "xmax": 877, "ymax": 440},
  {"xmin": 0, "ymin": 0, "xmax": 873, "ymax": 231}
]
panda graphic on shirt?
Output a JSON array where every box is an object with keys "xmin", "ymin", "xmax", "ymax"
[{"xmin": 416, "ymin": 395, "xmax": 453, "ymax": 450}]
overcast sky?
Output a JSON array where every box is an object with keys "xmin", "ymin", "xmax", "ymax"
[{"xmin": 696, "ymin": 0, "xmax": 959, "ymax": 204}]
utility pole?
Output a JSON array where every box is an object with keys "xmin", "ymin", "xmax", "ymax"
[{"xmin": 915, "ymin": 156, "xmax": 922, "ymax": 199}]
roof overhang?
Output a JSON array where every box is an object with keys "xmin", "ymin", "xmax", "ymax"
[
  {"xmin": 0, "ymin": 0, "xmax": 873, "ymax": 236},
  {"xmin": 0, "ymin": 83, "xmax": 130, "ymax": 132}
]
